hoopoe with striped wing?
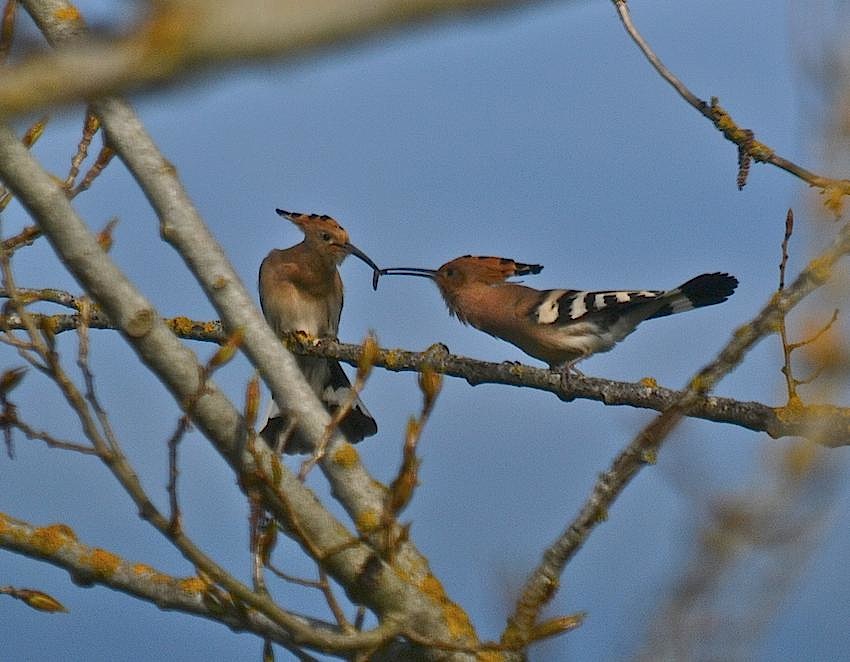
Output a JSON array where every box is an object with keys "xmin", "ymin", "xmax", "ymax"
[
  {"xmin": 259, "ymin": 209, "xmax": 380, "ymax": 453},
  {"xmin": 378, "ymin": 256, "xmax": 738, "ymax": 375}
]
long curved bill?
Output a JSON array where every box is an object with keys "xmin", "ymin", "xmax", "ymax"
[
  {"xmin": 344, "ymin": 243, "xmax": 382, "ymax": 284},
  {"xmin": 373, "ymin": 266, "xmax": 438, "ymax": 291}
]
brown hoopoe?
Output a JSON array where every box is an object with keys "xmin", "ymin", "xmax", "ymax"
[
  {"xmin": 377, "ymin": 256, "xmax": 738, "ymax": 375},
  {"xmin": 259, "ymin": 209, "xmax": 380, "ymax": 453}
]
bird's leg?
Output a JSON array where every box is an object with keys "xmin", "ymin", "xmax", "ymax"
[{"xmin": 557, "ymin": 356, "xmax": 586, "ymax": 390}]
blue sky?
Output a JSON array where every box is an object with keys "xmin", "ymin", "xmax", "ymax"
[{"xmin": 4, "ymin": 1, "xmax": 850, "ymax": 660}]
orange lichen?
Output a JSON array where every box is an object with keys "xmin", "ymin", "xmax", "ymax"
[
  {"xmin": 383, "ymin": 350, "xmax": 401, "ymax": 369},
  {"xmin": 132, "ymin": 563, "xmax": 155, "ymax": 575},
  {"xmin": 420, "ymin": 573, "xmax": 447, "ymax": 601},
  {"xmin": 82, "ymin": 548, "xmax": 121, "ymax": 577},
  {"xmin": 821, "ymin": 185, "xmax": 846, "ymax": 218},
  {"xmin": 419, "ymin": 573, "xmax": 475, "ymax": 639},
  {"xmin": 178, "ymin": 576, "xmax": 207, "ymax": 594},
  {"xmin": 355, "ymin": 510, "xmax": 379, "ymax": 533},
  {"xmin": 445, "ymin": 600, "xmax": 475, "ymax": 639},
  {"xmin": 806, "ymin": 255, "xmax": 833, "ymax": 285},
  {"xmin": 167, "ymin": 316, "xmax": 218, "ymax": 337},
  {"xmin": 332, "ymin": 442, "xmax": 359, "ymax": 468},
  {"xmin": 639, "ymin": 377, "xmax": 658, "ymax": 389},
  {"xmin": 54, "ymin": 6, "xmax": 82, "ymax": 22},
  {"xmin": 31, "ymin": 524, "xmax": 76, "ymax": 554}
]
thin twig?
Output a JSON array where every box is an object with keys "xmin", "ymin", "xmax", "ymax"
[
  {"xmin": 63, "ymin": 109, "xmax": 100, "ymax": 191},
  {"xmin": 778, "ymin": 209, "xmax": 798, "ymax": 402},
  {"xmin": 612, "ymin": 0, "xmax": 850, "ymax": 197}
]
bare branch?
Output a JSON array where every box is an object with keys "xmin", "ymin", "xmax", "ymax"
[
  {"xmin": 612, "ymin": 0, "xmax": 850, "ymax": 200},
  {"xmin": 1, "ymin": 306, "xmax": 849, "ymax": 445},
  {"xmin": 0, "ymin": 511, "xmax": 365, "ymax": 647}
]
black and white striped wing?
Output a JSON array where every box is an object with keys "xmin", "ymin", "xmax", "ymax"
[
  {"xmin": 531, "ymin": 287, "xmax": 666, "ymax": 327},
  {"xmin": 530, "ymin": 273, "xmax": 739, "ymax": 327}
]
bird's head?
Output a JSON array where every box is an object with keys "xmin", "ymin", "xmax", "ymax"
[
  {"xmin": 276, "ymin": 209, "xmax": 379, "ymax": 272},
  {"xmin": 377, "ymin": 255, "xmax": 543, "ymax": 306}
]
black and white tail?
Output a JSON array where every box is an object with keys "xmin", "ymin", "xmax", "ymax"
[
  {"xmin": 649, "ymin": 273, "xmax": 738, "ymax": 320},
  {"xmin": 260, "ymin": 358, "xmax": 377, "ymax": 454}
]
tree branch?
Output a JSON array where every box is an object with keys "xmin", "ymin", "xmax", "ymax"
[
  {"xmin": 612, "ymin": 0, "xmax": 850, "ymax": 199},
  {"xmin": 0, "ymin": 0, "xmax": 545, "ymax": 118},
  {"xmin": 4, "ymin": 306, "xmax": 848, "ymax": 445},
  {"xmin": 0, "ymin": 510, "xmax": 393, "ymax": 654}
]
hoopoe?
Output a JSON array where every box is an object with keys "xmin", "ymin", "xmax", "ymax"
[
  {"xmin": 377, "ymin": 256, "xmax": 738, "ymax": 375},
  {"xmin": 259, "ymin": 209, "xmax": 380, "ymax": 453}
]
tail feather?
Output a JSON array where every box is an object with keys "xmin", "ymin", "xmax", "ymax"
[
  {"xmin": 649, "ymin": 273, "xmax": 738, "ymax": 320},
  {"xmin": 260, "ymin": 359, "xmax": 377, "ymax": 454}
]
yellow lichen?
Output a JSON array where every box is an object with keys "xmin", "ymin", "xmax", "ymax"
[
  {"xmin": 383, "ymin": 351, "xmax": 401, "ymax": 368},
  {"xmin": 420, "ymin": 573, "xmax": 447, "ymax": 602},
  {"xmin": 688, "ymin": 374, "xmax": 708, "ymax": 393},
  {"xmin": 132, "ymin": 563, "xmax": 155, "ymax": 575},
  {"xmin": 774, "ymin": 399, "xmax": 805, "ymax": 424},
  {"xmin": 168, "ymin": 316, "xmax": 197, "ymax": 335},
  {"xmin": 54, "ymin": 6, "xmax": 82, "ymax": 22},
  {"xmin": 31, "ymin": 524, "xmax": 76, "ymax": 554},
  {"xmin": 445, "ymin": 601, "xmax": 475, "ymax": 638},
  {"xmin": 332, "ymin": 442, "xmax": 359, "ymax": 468},
  {"xmin": 178, "ymin": 576, "xmax": 207, "ymax": 594},
  {"xmin": 806, "ymin": 255, "xmax": 833, "ymax": 285},
  {"xmin": 418, "ymin": 574, "xmax": 475, "ymax": 639},
  {"xmin": 821, "ymin": 185, "xmax": 846, "ymax": 218},
  {"xmin": 639, "ymin": 377, "xmax": 658, "ymax": 389},
  {"xmin": 82, "ymin": 548, "xmax": 121, "ymax": 577},
  {"xmin": 355, "ymin": 510, "xmax": 379, "ymax": 533}
]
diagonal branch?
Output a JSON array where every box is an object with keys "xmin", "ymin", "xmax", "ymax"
[{"xmin": 0, "ymin": 510, "xmax": 369, "ymax": 650}]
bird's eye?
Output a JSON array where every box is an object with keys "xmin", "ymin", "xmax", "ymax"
[
  {"xmin": 444, "ymin": 268, "xmax": 454, "ymax": 277},
  {"xmin": 321, "ymin": 232, "xmax": 332, "ymax": 241}
]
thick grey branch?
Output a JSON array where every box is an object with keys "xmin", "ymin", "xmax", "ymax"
[
  {"xmin": 1, "ymin": 0, "xmax": 544, "ymax": 118},
  {"xmin": 0, "ymin": 511, "xmax": 337, "ymax": 649}
]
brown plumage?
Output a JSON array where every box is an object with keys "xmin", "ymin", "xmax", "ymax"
[
  {"xmin": 378, "ymin": 255, "xmax": 738, "ymax": 371},
  {"xmin": 259, "ymin": 209, "xmax": 379, "ymax": 453}
]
